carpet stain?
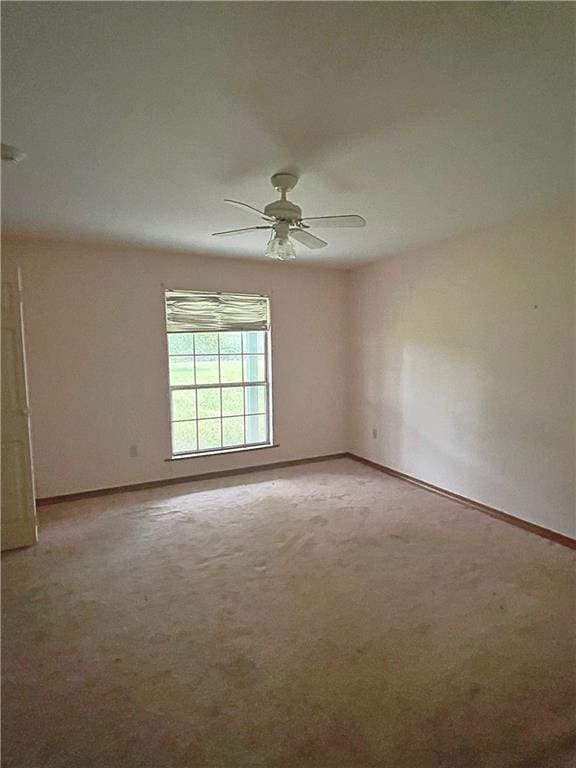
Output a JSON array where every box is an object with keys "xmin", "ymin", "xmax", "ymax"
[
  {"xmin": 389, "ymin": 533, "xmax": 410, "ymax": 542},
  {"xmin": 211, "ymin": 655, "xmax": 257, "ymax": 689}
]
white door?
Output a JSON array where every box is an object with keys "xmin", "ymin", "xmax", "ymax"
[{"xmin": 1, "ymin": 265, "xmax": 37, "ymax": 550}]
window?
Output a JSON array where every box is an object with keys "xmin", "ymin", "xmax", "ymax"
[{"xmin": 165, "ymin": 290, "xmax": 272, "ymax": 457}]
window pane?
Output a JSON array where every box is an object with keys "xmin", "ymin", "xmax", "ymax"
[
  {"xmin": 219, "ymin": 332, "xmax": 242, "ymax": 354},
  {"xmin": 245, "ymin": 385, "xmax": 266, "ymax": 415},
  {"xmin": 168, "ymin": 333, "xmax": 194, "ymax": 355},
  {"xmin": 195, "ymin": 355, "xmax": 219, "ymax": 385},
  {"xmin": 245, "ymin": 414, "xmax": 267, "ymax": 444},
  {"xmin": 222, "ymin": 416, "xmax": 244, "ymax": 447},
  {"xmin": 220, "ymin": 355, "xmax": 243, "ymax": 383},
  {"xmin": 172, "ymin": 420, "xmax": 197, "ymax": 454},
  {"xmin": 222, "ymin": 387, "xmax": 244, "ymax": 416},
  {"xmin": 194, "ymin": 333, "xmax": 219, "ymax": 354},
  {"xmin": 197, "ymin": 388, "xmax": 221, "ymax": 419},
  {"xmin": 171, "ymin": 390, "xmax": 196, "ymax": 421},
  {"xmin": 169, "ymin": 356, "xmax": 195, "ymax": 385},
  {"xmin": 242, "ymin": 331, "xmax": 265, "ymax": 353},
  {"xmin": 198, "ymin": 418, "xmax": 222, "ymax": 450},
  {"xmin": 243, "ymin": 355, "xmax": 265, "ymax": 382}
]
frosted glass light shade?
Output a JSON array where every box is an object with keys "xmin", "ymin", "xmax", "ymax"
[{"xmin": 265, "ymin": 235, "xmax": 296, "ymax": 261}]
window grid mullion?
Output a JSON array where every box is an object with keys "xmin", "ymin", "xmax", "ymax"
[
  {"xmin": 170, "ymin": 381, "xmax": 267, "ymax": 392},
  {"xmin": 218, "ymin": 334, "xmax": 223, "ymax": 449},
  {"xmin": 241, "ymin": 331, "xmax": 246, "ymax": 447},
  {"xmin": 194, "ymin": 334, "xmax": 199, "ymax": 449},
  {"xmin": 172, "ymin": 413, "xmax": 266, "ymax": 424}
]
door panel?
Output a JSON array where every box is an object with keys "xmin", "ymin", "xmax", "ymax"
[{"xmin": 1, "ymin": 266, "xmax": 37, "ymax": 550}]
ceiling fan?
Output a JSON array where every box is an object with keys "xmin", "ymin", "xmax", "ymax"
[{"xmin": 212, "ymin": 173, "xmax": 366, "ymax": 260}]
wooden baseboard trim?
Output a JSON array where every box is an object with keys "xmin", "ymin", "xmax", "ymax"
[
  {"xmin": 36, "ymin": 453, "xmax": 348, "ymax": 507},
  {"xmin": 347, "ymin": 453, "xmax": 576, "ymax": 550},
  {"xmin": 36, "ymin": 452, "xmax": 576, "ymax": 550}
]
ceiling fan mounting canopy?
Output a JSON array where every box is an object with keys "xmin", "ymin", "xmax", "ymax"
[
  {"xmin": 212, "ymin": 170, "xmax": 366, "ymax": 259},
  {"xmin": 270, "ymin": 172, "xmax": 298, "ymax": 192}
]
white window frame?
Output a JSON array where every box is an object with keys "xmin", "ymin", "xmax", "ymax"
[
  {"xmin": 168, "ymin": 330, "xmax": 272, "ymax": 457},
  {"xmin": 164, "ymin": 288, "xmax": 274, "ymax": 461}
]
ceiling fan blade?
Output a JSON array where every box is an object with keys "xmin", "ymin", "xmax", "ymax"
[
  {"xmin": 224, "ymin": 199, "xmax": 273, "ymax": 221},
  {"xmin": 212, "ymin": 226, "xmax": 271, "ymax": 237},
  {"xmin": 290, "ymin": 229, "xmax": 328, "ymax": 249},
  {"xmin": 299, "ymin": 215, "xmax": 366, "ymax": 228}
]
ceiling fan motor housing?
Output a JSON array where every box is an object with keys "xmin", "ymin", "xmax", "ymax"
[{"xmin": 263, "ymin": 199, "xmax": 302, "ymax": 222}]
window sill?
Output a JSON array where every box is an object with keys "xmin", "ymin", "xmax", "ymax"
[{"xmin": 165, "ymin": 443, "xmax": 279, "ymax": 461}]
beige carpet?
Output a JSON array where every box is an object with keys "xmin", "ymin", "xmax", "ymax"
[{"xmin": 2, "ymin": 458, "xmax": 575, "ymax": 767}]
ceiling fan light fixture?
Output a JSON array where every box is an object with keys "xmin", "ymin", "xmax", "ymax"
[
  {"xmin": 265, "ymin": 234, "xmax": 296, "ymax": 261},
  {"xmin": 213, "ymin": 171, "xmax": 366, "ymax": 260}
]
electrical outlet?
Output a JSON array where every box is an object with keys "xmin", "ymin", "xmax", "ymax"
[
  {"xmin": 372, "ymin": 428, "xmax": 378, "ymax": 439},
  {"xmin": 129, "ymin": 445, "xmax": 138, "ymax": 457}
]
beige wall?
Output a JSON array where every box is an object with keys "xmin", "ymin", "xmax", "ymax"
[
  {"xmin": 4, "ymin": 210, "xmax": 575, "ymax": 538},
  {"xmin": 348, "ymin": 208, "xmax": 575, "ymax": 537},
  {"xmin": 3, "ymin": 237, "xmax": 348, "ymax": 497}
]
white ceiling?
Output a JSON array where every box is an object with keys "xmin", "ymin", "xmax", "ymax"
[{"xmin": 2, "ymin": 2, "xmax": 574, "ymax": 266}]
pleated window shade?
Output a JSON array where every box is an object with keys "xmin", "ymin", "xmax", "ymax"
[{"xmin": 165, "ymin": 290, "xmax": 270, "ymax": 333}]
